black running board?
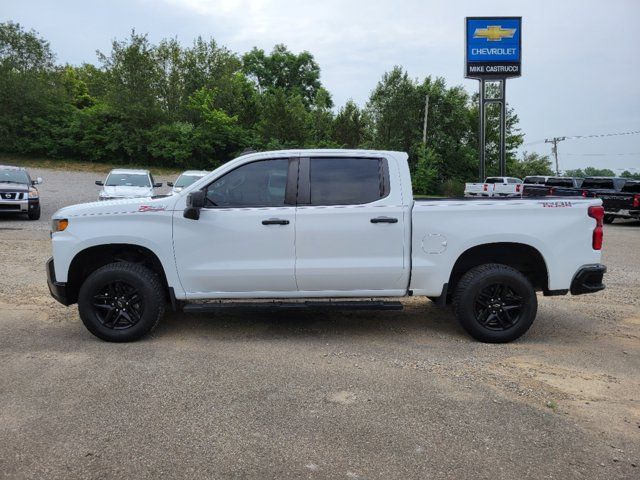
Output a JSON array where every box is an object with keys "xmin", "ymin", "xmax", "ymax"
[{"xmin": 182, "ymin": 299, "xmax": 404, "ymax": 313}]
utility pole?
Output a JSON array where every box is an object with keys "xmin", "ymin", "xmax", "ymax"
[
  {"xmin": 422, "ymin": 94, "xmax": 429, "ymax": 145},
  {"xmin": 545, "ymin": 136, "xmax": 566, "ymax": 175}
]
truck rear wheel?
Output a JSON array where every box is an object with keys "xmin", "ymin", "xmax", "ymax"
[
  {"xmin": 453, "ymin": 263, "xmax": 537, "ymax": 343},
  {"xmin": 77, "ymin": 262, "xmax": 165, "ymax": 342}
]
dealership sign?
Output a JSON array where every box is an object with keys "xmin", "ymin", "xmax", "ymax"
[{"xmin": 465, "ymin": 17, "xmax": 521, "ymax": 78}]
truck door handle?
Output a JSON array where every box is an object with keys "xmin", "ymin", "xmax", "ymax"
[
  {"xmin": 262, "ymin": 218, "xmax": 290, "ymax": 225},
  {"xmin": 370, "ymin": 216, "xmax": 398, "ymax": 224}
]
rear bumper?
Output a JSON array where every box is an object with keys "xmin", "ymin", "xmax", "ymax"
[
  {"xmin": 570, "ymin": 264, "xmax": 606, "ymax": 295},
  {"xmin": 46, "ymin": 257, "xmax": 71, "ymax": 306},
  {"xmin": 607, "ymin": 209, "xmax": 640, "ymax": 219}
]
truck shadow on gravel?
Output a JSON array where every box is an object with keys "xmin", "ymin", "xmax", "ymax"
[{"xmin": 153, "ymin": 301, "xmax": 466, "ymax": 341}]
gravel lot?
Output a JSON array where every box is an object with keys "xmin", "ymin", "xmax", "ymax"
[{"xmin": 1, "ymin": 167, "xmax": 639, "ymax": 479}]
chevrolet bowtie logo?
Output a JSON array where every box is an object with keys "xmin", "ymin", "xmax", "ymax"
[{"xmin": 473, "ymin": 25, "xmax": 516, "ymax": 41}]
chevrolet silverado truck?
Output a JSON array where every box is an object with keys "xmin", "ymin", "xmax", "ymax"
[
  {"xmin": 522, "ymin": 177, "xmax": 586, "ymax": 198},
  {"xmin": 47, "ymin": 150, "xmax": 607, "ymax": 343},
  {"xmin": 0, "ymin": 165, "xmax": 42, "ymax": 220},
  {"xmin": 598, "ymin": 180, "xmax": 640, "ymax": 223}
]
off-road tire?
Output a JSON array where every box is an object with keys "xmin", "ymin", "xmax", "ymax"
[
  {"xmin": 78, "ymin": 262, "xmax": 165, "ymax": 342},
  {"xmin": 453, "ymin": 263, "xmax": 537, "ymax": 343},
  {"xmin": 27, "ymin": 205, "xmax": 41, "ymax": 220}
]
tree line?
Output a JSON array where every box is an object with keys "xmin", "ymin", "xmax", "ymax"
[{"xmin": 2, "ymin": 22, "xmax": 634, "ymax": 194}]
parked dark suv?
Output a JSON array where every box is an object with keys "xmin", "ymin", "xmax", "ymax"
[{"xmin": 0, "ymin": 166, "xmax": 42, "ymax": 220}]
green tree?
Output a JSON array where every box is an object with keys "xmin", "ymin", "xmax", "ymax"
[
  {"xmin": 333, "ymin": 100, "xmax": 365, "ymax": 148},
  {"xmin": 510, "ymin": 151, "xmax": 554, "ymax": 178},
  {"xmin": 242, "ymin": 44, "xmax": 325, "ymax": 107},
  {"xmin": 621, "ymin": 170, "xmax": 640, "ymax": 180}
]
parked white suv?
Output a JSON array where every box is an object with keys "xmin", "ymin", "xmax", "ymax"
[
  {"xmin": 48, "ymin": 149, "xmax": 606, "ymax": 344},
  {"xmin": 167, "ymin": 170, "xmax": 208, "ymax": 194},
  {"xmin": 96, "ymin": 169, "xmax": 162, "ymax": 201}
]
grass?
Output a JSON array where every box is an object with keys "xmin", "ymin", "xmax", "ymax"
[{"xmin": 0, "ymin": 154, "xmax": 183, "ymax": 176}]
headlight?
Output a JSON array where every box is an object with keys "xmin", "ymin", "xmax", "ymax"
[
  {"xmin": 29, "ymin": 187, "xmax": 39, "ymax": 198},
  {"xmin": 51, "ymin": 218, "xmax": 69, "ymax": 233},
  {"xmin": 174, "ymin": 187, "xmax": 183, "ymax": 193}
]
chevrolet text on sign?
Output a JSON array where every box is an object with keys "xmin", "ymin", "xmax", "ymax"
[{"xmin": 465, "ymin": 17, "xmax": 522, "ymax": 78}]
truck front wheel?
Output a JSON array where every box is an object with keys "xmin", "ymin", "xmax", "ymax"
[
  {"xmin": 453, "ymin": 263, "xmax": 537, "ymax": 343},
  {"xmin": 77, "ymin": 262, "xmax": 165, "ymax": 342}
]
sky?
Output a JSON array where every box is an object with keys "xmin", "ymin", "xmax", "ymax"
[{"xmin": 3, "ymin": 0, "xmax": 640, "ymax": 172}]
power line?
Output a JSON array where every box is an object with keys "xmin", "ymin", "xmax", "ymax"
[
  {"xmin": 565, "ymin": 152, "xmax": 640, "ymax": 156},
  {"xmin": 524, "ymin": 129, "xmax": 640, "ymax": 145},
  {"xmin": 568, "ymin": 130, "xmax": 640, "ymax": 140}
]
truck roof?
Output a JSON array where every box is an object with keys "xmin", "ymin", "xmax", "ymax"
[
  {"xmin": 236, "ymin": 148, "xmax": 406, "ymax": 159},
  {"xmin": 109, "ymin": 168, "xmax": 150, "ymax": 175},
  {"xmin": 0, "ymin": 165, "xmax": 26, "ymax": 171}
]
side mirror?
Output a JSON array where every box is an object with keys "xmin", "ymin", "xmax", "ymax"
[
  {"xmin": 32, "ymin": 177, "xmax": 43, "ymax": 185},
  {"xmin": 95, "ymin": 180, "xmax": 104, "ymax": 186},
  {"xmin": 184, "ymin": 190, "xmax": 206, "ymax": 220},
  {"xmin": 167, "ymin": 182, "xmax": 174, "ymax": 187},
  {"xmin": 154, "ymin": 182, "xmax": 163, "ymax": 188}
]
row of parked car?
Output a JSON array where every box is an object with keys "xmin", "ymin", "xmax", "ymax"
[
  {"xmin": 0, "ymin": 165, "xmax": 209, "ymax": 220},
  {"xmin": 464, "ymin": 175, "xmax": 640, "ymax": 223},
  {"xmin": 95, "ymin": 169, "xmax": 209, "ymax": 200}
]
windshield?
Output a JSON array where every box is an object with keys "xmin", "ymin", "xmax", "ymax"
[
  {"xmin": 0, "ymin": 169, "xmax": 29, "ymax": 185},
  {"xmin": 524, "ymin": 176, "xmax": 547, "ymax": 185},
  {"xmin": 546, "ymin": 178, "xmax": 575, "ymax": 187},
  {"xmin": 105, "ymin": 173, "xmax": 150, "ymax": 187},
  {"xmin": 174, "ymin": 174, "xmax": 204, "ymax": 188},
  {"xmin": 621, "ymin": 182, "xmax": 640, "ymax": 193}
]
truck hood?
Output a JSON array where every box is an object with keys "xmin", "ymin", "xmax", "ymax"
[
  {"xmin": 100, "ymin": 185, "xmax": 153, "ymax": 198},
  {"xmin": 0, "ymin": 183, "xmax": 29, "ymax": 193},
  {"xmin": 53, "ymin": 196, "xmax": 173, "ymax": 219}
]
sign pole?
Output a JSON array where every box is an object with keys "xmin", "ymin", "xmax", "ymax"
[
  {"xmin": 478, "ymin": 79, "xmax": 486, "ymax": 181},
  {"xmin": 499, "ymin": 79, "xmax": 506, "ymax": 177}
]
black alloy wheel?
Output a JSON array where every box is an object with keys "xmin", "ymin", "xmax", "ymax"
[
  {"xmin": 473, "ymin": 283, "xmax": 525, "ymax": 331},
  {"xmin": 91, "ymin": 280, "xmax": 144, "ymax": 330}
]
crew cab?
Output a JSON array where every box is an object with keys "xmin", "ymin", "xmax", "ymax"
[
  {"xmin": 580, "ymin": 177, "xmax": 627, "ymax": 197},
  {"xmin": 464, "ymin": 177, "xmax": 523, "ymax": 197},
  {"xmin": 0, "ymin": 165, "xmax": 42, "ymax": 220},
  {"xmin": 47, "ymin": 150, "xmax": 607, "ymax": 344},
  {"xmin": 96, "ymin": 169, "xmax": 162, "ymax": 201},
  {"xmin": 598, "ymin": 180, "xmax": 640, "ymax": 223},
  {"xmin": 523, "ymin": 177, "xmax": 585, "ymax": 197}
]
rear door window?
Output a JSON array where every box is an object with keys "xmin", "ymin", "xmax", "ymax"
[{"xmin": 308, "ymin": 157, "xmax": 387, "ymax": 205}]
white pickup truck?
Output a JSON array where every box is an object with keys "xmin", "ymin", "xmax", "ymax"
[
  {"xmin": 47, "ymin": 149, "xmax": 606, "ymax": 343},
  {"xmin": 464, "ymin": 177, "xmax": 523, "ymax": 197}
]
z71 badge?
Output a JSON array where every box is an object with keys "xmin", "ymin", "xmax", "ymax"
[{"xmin": 540, "ymin": 201, "xmax": 573, "ymax": 208}]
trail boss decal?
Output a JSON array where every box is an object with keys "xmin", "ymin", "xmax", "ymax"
[
  {"xmin": 138, "ymin": 205, "xmax": 167, "ymax": 212},
  {"xmin": 540, "ymin": 201, "xmax": 573, "ymax": 208}
]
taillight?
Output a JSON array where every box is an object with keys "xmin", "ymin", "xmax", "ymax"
[
  {"xmin": 483, "ymin": 184, "xmax": 488, "ymax": 192},
  {"xmin": 548, "ymin": 187, "xmax": 555, "ymax": 196},
  {"xmin": 582, "ymin": 190, "xmax": 587, "ymax": 198},
  {"xmin": 588, "ymin": 205, "xmax": 604, "ymax": 250},
  {"xmin": 516, "ymin": 184, "xmax": 521, "ymax": 193},
  {"xmin": 633, "ymin": 194, "xmax": 640, "ymax": 208}
]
